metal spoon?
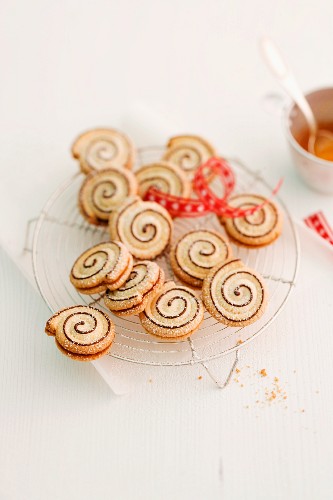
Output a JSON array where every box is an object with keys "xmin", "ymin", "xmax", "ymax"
[{"xmin": 260, "ymin": 37, "xmax": 333, "ymax": 157}]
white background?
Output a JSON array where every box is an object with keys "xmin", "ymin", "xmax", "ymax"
[{"xmin": 1, "ymin": 1, "xmax": 333, "ymax": 499}]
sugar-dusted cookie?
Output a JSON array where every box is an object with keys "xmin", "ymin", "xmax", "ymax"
[
  {"xmin": 162, "ymin": 135, "xmax": 216, "ymax": 180},
  {"xmin": 202, "ymin": 258, "xmax": 267, "ymax": 327},
  {"xmin": 109, "ymin": 196, "xmax": 173, "ymax": 259},
  {"xmin": 135, "ymin": 161, "xmax": 191, "ymax": 199},
  {"xmin": 104, "ymin": 261, "xmax": 165, "ymax": 316},
  {"xmin": 79, "ymin": 167, "xmax": 138, "ymax": 226},
  {"xmin": 139, "ymin": 281, "xmax": 204, "ymax": 340},
  {"xmin": 72, "ymin": 128, "xmax": 135, "ymax": 174},
  {"xmin": 70, "ymin": 241, "xmax": 133, "ymax": 294},
  {"xmin": 45, "ymin": 305, "xmax": 115, "ymax": 361},
  {"xmin": 170, "ymin": 229, "xmax": 232, "ymax": 288},
  {"xmin": 220, "ymin": 194, "xmax": 282, "ymax": 247}
]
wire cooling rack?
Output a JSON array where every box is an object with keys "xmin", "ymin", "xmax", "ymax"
[{"xmin": 32, "ymin": 147, "xmax": 300, "ymax": 374}]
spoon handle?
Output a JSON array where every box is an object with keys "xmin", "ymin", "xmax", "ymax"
[{"xmin": 260, "ymin": 37, "xmax": 317, "ymax": 136}]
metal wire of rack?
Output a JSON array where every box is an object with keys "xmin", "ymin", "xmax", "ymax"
[{"xmin": 30, "ymin": 147, "xmax": 300, "ymax": 385}]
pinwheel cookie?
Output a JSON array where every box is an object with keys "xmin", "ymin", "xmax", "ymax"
[
  {"xmin": 135, "ymin": 161, "xmax": 191, "ymax": 199},
  {"xmin": 139, "ymin": 281, "xmax": 204, "ymax": 340},
  {"xmin": 72, "ymin": 128, "xmax": 135, "ymax": 174},
  {"xmin": 170, "ymin": 229, "xmax": 232, "ymax": 288},
  {"xmin": 45, "ymin": 306, "xmax": 115, "ymax": 361},
  {"xmin": 109, "ymin": 196, "xmax": 173, "ymax": 259},
  {"xmin": 79, "ymin": 167, "xmax": 138, "ymax": 226},
  {"xmin": 104, "ymin": 261, "xmax": 165, "ymax": 316},
  {"xmin": 70, "ymin": 241, "xmax": 133, "ymax": 295},
  {"xmin": 202, "ymin": 258, "xmax": 267, "ymax": 327},
  {"xmin": 163, "ymin": 135, "xmax": 216, "ymax": 180},
  {"xmin": 220, "ymin": 194, "xmax": 282, "ymax": 247}
]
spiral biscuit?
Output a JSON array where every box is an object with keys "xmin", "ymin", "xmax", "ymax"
[
  {"xmin": 45, "ymin": 306, "xmax": 115, "ymax": 361},
  {"xmin": 162, "ymin": 135, "xmax": 216, "ymax": 180},
  {"xmin": 72, "ymin": 128, "xmax": 135, "ymax": 174},
  {"xmin": 104, "ymin": 261, "xmax": 165, "ymax": 316},
  {"xmin": 79, "ymin": 167, "xmax": 138, "ymax": 226},
  {"xmin": 76, "ymin": 254, "xmax": 133, "ymax": 294},
  {"xmin": 220, "ymin": 194, "xmax": 282, "ymax": 247},
  {"xmin": 139, "ymin": 281, "xmax": 204, "ymax": 339},
  {"xmin": 109, "ymin": 196, "xmax": 173, "ymax": 259},
  {"xmin": 136, "ymin": 161, "xmax": 191, "ymax": 199},
  {"xmin": 170, "ymin": 230, "xmax": 232, "ymax": 288},
  {"xmin": 202, "ymin": 259, "xmax": 267, "ymax": 327},
  {"xmin": 70, "ymin": 241, "xmax": 133, "ymax": 294}
]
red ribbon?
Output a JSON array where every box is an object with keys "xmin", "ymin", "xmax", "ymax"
[
  {"xmin": 144, "ymin": 157, "xmax": 282, "ymax": 218},
  {"xmin": 304, "ymin": 211, "xmax": 333, "ymax": 246}
]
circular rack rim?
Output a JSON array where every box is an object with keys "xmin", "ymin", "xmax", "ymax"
[{"xmin": 32, "ymin": 148, "xmax": 300, "ymax": 366}]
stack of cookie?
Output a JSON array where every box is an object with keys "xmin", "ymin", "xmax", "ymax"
[
  {"xmin": 45, "ymin": 305, "xmax": 115, "ymax": 361},
  {"xmin": 45, "ymin": 127, "xmax": 283, "ymax": 361},
  {"xmin": 104, "ymin": 260, "xmax": 165, "ymax": 316}
]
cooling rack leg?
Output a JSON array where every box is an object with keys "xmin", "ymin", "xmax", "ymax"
[
  {"xmin": 87, "ymin": 293, "xmax": 106, "ymax": 307},
  {"xmin": 188, "ymin": 337, "xmax": 240, "ymax": 390},
  {"xmin": 23, "ymin": 217, "xmax": 39, "ymax": 253},
  {"xmin": 200, "ymin": 350, "xmax": 240, "ymax": 390},
  {"xmin": 23, "ymin": 215, "xmax": 64, "ymax": 253}
]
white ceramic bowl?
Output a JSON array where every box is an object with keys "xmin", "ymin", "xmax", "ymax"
[{"xmin": 284, "ymin": 87, "xmax": 333, "ymax": 194}]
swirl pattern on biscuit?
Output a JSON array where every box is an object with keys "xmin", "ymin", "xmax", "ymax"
[
  {"xmin": 45, "ymin": 306, "xmax": 115, "ymax": 359},
  {"xmin": 79, "ymin": 167, "xmax": 138, "ymax": 225},
  {"xmin": 139, "ymin": 281, "xmax": 204, "ymax": 339},
  {"xmin": 171, "ymin": 230, "xmax": 232, "ymax": 287},
  {"xmin": 162, "ymin": 135, "xmax": 216, "ymax": 179},
  {"xmin": 202, "ymin": 259, "xmax": 266, "ymax": 326},
  {"xmin": 109, "ymin": 196, "xmax": 173, "ymax": 259},
  {"xmin": 104, "ymin": 261, "xmax": 164, "ymax": 315},
  {"xmin": 70, "ymin": 241, "xmax": 132, "ymax": 292},
  {"xmin": 221, "ymin": 194, "xmax": 282, "ymax": 247},
  {"xmin": 72, "ymin": 128, "xmax": 135, "ymax": 173},
  {"xmin": 136, "ymin": 161, "xmax": 191, "ymax": 198}
]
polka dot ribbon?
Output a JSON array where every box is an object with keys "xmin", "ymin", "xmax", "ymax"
[
  {"xmin": 144, "ymin": 157, "xmax": 283, "ymax": 218},
  {"xmin": 304, "ymin": 211, "xmax": 333, "ymax": 246}
]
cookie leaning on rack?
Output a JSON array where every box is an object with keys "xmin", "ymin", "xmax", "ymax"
[
  {"xmin": 79, "ymin": 167, "xmax": 138, "ymax": 226},
  {"xmin": 162, "ymin": 135, "xmax": 217, "ymax": 181},
  {"xmin": 170, "ymin": 229, "xmax": 232, "ymax": 288},
  {"xmin": 45, "ymin": 306, "xmax": 115, "ymax": 361},
  {"xmin": 109, "ymin": 196, "xmax": 173, "ymax": 259},
  {"xmin": 104, "ymin": 260, "xmax": 165, "ymax": 316},
  {"xmin": 72, "ymin": 128, "xmax": 135, "ymax": 174},
  {"xmin": 202, "ymin": 258, "xmax": 267, "ymax": 327},
  {"xmin": 220, "ymin": 194, "xmax": 283, "ymax": 247},
  {"xmin": 70, "ymin": 241, "xmax": 133, "ymax": 295},
  {"xmin": 139, "ymin": 281, "xmax": 205, "ymax": 340},
  {"xmin": 135, "ymin": 161, "xmax": 191, "ymax": 199}
]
